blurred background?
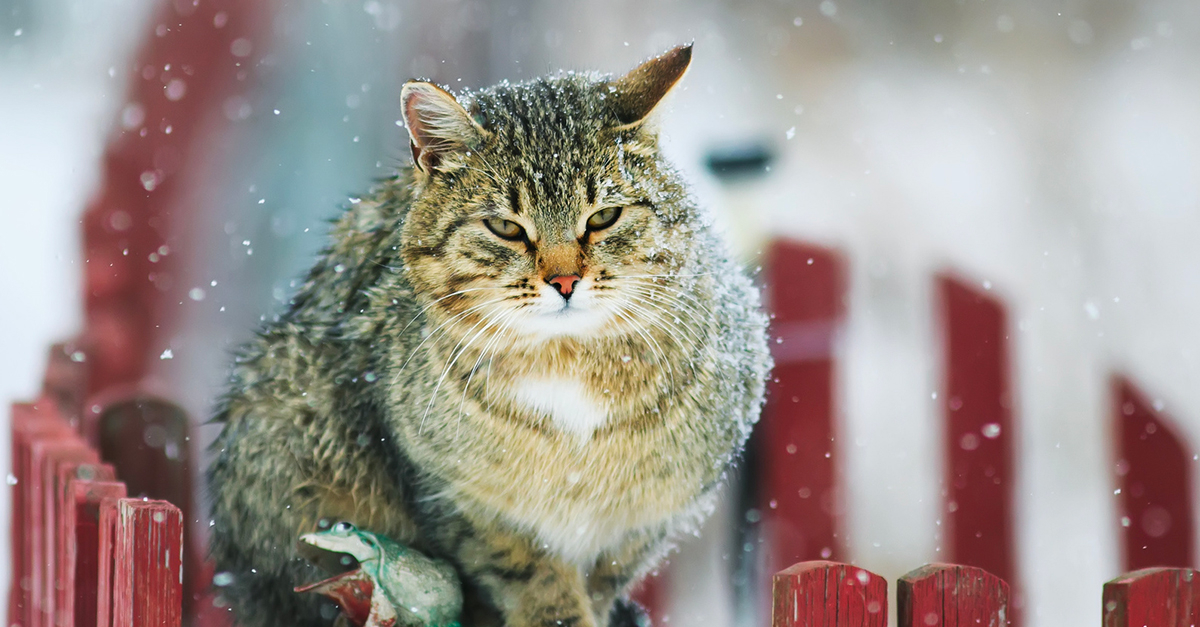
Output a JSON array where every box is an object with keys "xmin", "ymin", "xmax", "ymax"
[{"xmin": 3, "ymin": 0, "xmax": 1200, "ymax": 625}]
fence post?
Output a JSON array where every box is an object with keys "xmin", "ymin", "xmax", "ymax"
[
  {"xmin": 1102, "ymin": 567, "xmax": 1200, "ymax": 627},
  {"xmin": 40, "ymin": 447, "xmax": 102, "ymax": 627},
  {"xmin": 106, "ymin": 498, "xmax": 184, "ymax": 627},
  {"xmin": 11, "ymin": 402, "xmax": 74, "ymax": 627},
  {"xmin": 771, "ymin": 561, "xmax": 887, "ymax": 627},
  {"xmin": 30, "ymin": 433, "xmax": 96, "ymax": 627},
  {"xmin": 897, "ymin": 563, "xmax": 1010, "ymax": 627},
  {"xmin": 59, "ymin": 475, "xmax": 122, "ymax": 627}
]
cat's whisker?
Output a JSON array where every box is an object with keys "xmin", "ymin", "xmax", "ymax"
[
  {"xmin": 602, "ymin": 301, "xmax": 676, "ymax": 392},
  {"xmin": 481, "ymin": 305, "xmax": 526, "ymax": 411},
  {"xmin": 616, "ymin": 282, "xmax": 707, "ymax": 326},
  {"xmin": 390, "ymin": 296, "xmax": 510, "ymax": 389},
  {"xmin": 419, "ymin": 303, "xmax": 510, "ymax": 434},
  {"xmin": 619, "ymin": 294, "xmax": 705, "ymax": 350},
  {"xmin": 619, "ymin": 271, "xmax": 714, "ymax": 280},
  {"xmin": 620, "ymin": 279, "xmax": 718, "ymax": 319},
  {"xmin": 618, "ymin": 283, "xmax": 712, "ymax": 332},
  {"xmin": 618, "ymin": 298, "xmax": 703, "ymax": 375},
  {"xmin": 396, "ymin": 287, "xmax": 508, "ymax": 340},
  {"xmin": 454, "ymin": 307, "xmax": 521, "ymax": 440}
]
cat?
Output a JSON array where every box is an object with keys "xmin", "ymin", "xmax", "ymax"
[{"xmin": 206, "ymin": 43, "xmax": 772, "ymax": 627}]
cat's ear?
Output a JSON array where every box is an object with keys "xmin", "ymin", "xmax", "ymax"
[
  {"xmin": 401, "ymin": 81, "xmax": 484, "ymax": 173},
  {"xmin": 609, "ymin": 43, "xmax": 693, "ymax": 128}
]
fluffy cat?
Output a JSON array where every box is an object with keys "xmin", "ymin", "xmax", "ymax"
[{"xmin": 206, "ymin": 44, "xmax": 772, "ymax": 627}]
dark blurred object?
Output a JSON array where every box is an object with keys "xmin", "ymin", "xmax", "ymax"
[{"xmin": 705, "ymin": 143, "xmax": 774, "ymax": 181}]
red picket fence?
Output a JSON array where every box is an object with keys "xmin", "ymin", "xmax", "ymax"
[
  {"xmin": 8, "ymin": 347, "xmax": 189, "ymax": 627},
  {"xmin": 770, "ymin": 561, "xmax": 1200, "ymax": 627}
]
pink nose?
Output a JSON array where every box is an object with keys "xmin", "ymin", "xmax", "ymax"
[{"xmin": 547, "ymin": 275, "xmax": 581, "ymax": 298}]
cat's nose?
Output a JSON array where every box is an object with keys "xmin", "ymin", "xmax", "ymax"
[{"xmin": 547, "ymin": 275, "xmax": 581, "ymax": 299}]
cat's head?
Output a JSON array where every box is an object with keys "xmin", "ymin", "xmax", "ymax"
[{"xmin": 398, "ymin": 45, "xmax": 697, "ymax": 343}]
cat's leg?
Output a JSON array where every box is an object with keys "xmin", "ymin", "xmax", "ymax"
[
  {"xmin": 447, "ymin": 520, "xmax": 598, "ymax": 627},
  {"xmin": 606, "ymin": 598, "xmax": 651, "ymax": 627},
  {"xmin": 584, "ymin": 530, "xmax": 666, "ymax": 627}
]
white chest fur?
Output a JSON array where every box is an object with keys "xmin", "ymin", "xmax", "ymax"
[{"xmin": 511, "ymin": 376, "xmax": 608, "ymax": 441}]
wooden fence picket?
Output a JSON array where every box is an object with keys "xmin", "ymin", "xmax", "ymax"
[
  {"xmin": 771, "ymin": 561, "xmax": 887, "ymax": 627},
  {"xmin": 1102, "ymin": 567, "xmax": 1200, "ymax": 627},
  {"xmin": 106, "ymin": 498, "xmax": 184, "ymax": 627},
  {"xmin": 897, "ymin": 563, "xmax": 1010, "ymax": 627},
  {"xmin": 59, "ymin": 475, "xmax": 122, "ymax": 627}
]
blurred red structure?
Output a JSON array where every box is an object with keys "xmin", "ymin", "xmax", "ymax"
[
  {"xmin": 937, "ymin": 275, "xmax": 1019, "ymax": 614},
  {"xmin": 759, "ymin": 241, "xmax": 847, "ymax": 572},
  {"xmin": 81, "ymin": 0, "xmax": 273, "ymax": 395},
  {"xmin": 9, "ymin": 398, "xmax": 183, "ymax": 627},
  {"xmin": 1112, "ymin": 377, "xmax": 1195, "ymax": 571}
]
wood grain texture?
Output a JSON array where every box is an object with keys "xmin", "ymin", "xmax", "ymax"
[
  {"xmin": 897, "ymin": 563, "xmax": 1010, "ymax": 627},
  {"xmin": 1103, "ymin": 567, "xmax": 1200, "ymax": 627},
  {"xmin": 771, "ymin": 561, "xmax": 887, "ymax": 627},
  {"xmin": 39, "ymin": 445, "xmax": 100, "ymax": 627},
  {"xmin": 108, "ymin": 499, "xmax": 184, "ymax": 627},
  {"xmin": 96, "ymin": 497, "xmax": 120, "ymax": 627},
  {"xmin": 63, "ymin": 479, "xmax": 124, "ymax": 627}
]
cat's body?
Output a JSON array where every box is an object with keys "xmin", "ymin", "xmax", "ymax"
[{"xmin": 207, "ymin": 45, "xmax": 772, "ymax": 627}]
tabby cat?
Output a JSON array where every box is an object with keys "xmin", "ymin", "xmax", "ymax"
[{"xmin": 207, "ymin": 44, "xmax": 772, "ymax": 627}]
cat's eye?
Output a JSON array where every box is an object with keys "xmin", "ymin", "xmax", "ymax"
[
  {"xmin": 484, "ymin": 218, "xmax": 525, "ymax": 241},
  {"xmin": 586, "ymin": 207, "xmax": 622, "ymax": 231}
]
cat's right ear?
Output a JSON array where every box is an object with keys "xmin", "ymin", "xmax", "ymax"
[{"xmin": 401, "ymin": 81, "xmax": 484, "ymax": 173}]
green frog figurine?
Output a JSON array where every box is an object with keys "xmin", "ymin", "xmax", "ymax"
[{"xmin": 295, "ymin": 522, "xmax": 462, "ymax": 627}]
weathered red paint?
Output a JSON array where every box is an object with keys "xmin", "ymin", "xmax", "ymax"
[
  {"xmin": 760, "ymin": 241, "xmax": 847, "ymax": 575},
  {"xmin": 64, "ymin": 479, "xmax": 126, "ymax": 627},
  {"xmin": 1112, "ymin": 376, "xmax": 1195, "ymax": 571},
  {"xmin": 897, "ymin": 563, "xmax": 1010, "ymax": 627},
  {"xmin": 771, "ymin": 561, "xmax": 886, "ymax": 627},
  {"xmin": 96, "ymin": 497, "xmax": 121, "ymax": 627},
  {"xmin": 82, "ymin": 0, "xmax": 276, "ymax": 395},
  {"xmin": 1102, "ymin": 567, "xmax": 1200, "ymax": 627},
  {"xmin": 936, "ymin": 275, "xmax": 1018, "ymax": 613},
  {"xmin": 40, "ymin": 448, "xmax": 103, "ymax": 627},
  {"xmin": 107, "ymin": 498, "xmax": 185, "ymax": 627},
  {"xmin": 53, "ymin": 461, "xmax": 115, "ymax": 627}
]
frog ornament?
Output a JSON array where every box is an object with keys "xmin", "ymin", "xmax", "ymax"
[{"xmin": 295, "ymin": 522, "xmax": 462, "ymax": 627}]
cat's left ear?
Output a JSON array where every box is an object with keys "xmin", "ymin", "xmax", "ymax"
[
  {"xmin": 401, "ymin": 81, "xmax": 485, "ymax": 173},
  {"xmin": 608, "ymin": 43, "xmax": 693, "ymax": 128}
]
